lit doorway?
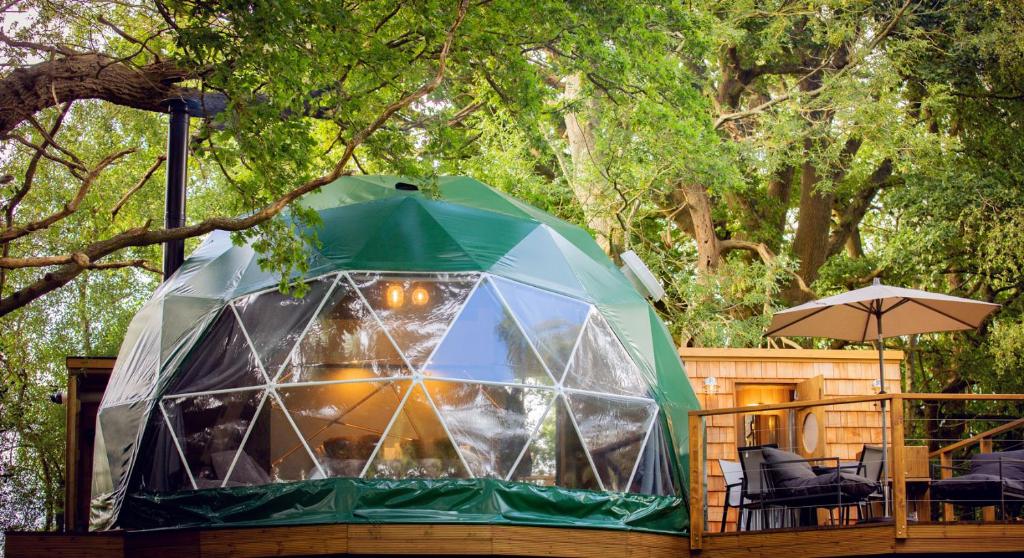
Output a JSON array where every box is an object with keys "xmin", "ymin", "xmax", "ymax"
[{"xmin": 735, "ymin": 383, "xmax": 794, "ymax": 449}]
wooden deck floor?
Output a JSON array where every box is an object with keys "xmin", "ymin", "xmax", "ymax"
[{"xmin": 6, "ymin": 523, "xmax": 1024, "ymax": 557}]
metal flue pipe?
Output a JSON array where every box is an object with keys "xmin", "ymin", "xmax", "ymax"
[{"xmin": 162, "ymin": 99, "xmax": 189, "ymax": 279}]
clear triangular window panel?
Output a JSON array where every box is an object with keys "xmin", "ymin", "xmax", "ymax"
[
  {"xmin": 277, "ymin": 380, "xmax": 410, "ymax": 478},
  {"xmin": 566, "ymin": 393, "xmax": 658, "ymax": 492},
  {"xmin": 491, "ymin": 277, "xmax": 590, "ymax": 378},
  {"xmin": 351, "ymin": 273, "xmax": 478, "ymax": 370},
  {"xmin": 161, "ymin": 389, "xmax": 265, "ymax": 489},
  {"xmin": 232, "ymin": 392, "xmax": 319, "ymax": 484},
  {"xmin": 563, "ymin": 313, "xmax": 650, "ymax": 397},
  {"xmin": 365, "ymin": 384, "xmax": 468, "ymax": 479},
  {"xmin": 425, "ymin": 380, "xmax": 554, "ymax": 478},
  {"xmin": 424, "ymin": 280, "xmax": 551, "ymax": 385},
  {"xmin": 509, "ymin": 396, "xmax": 599, "ymax": 490},
  {"xmin": 165, "ymin": 309, "xmax": 267, "ymax": 395},
  {"xmin": 232, "ymin": 275, "xmax": 336, "ymax": 378},
  {"xmin": 280, "ymin": 276, "xmax": 411, "ymax": 384}
]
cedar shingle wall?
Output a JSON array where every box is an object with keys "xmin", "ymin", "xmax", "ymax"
[{"xmin": 680, "ymin": 349, "xmax": 904, "ymax": 533}]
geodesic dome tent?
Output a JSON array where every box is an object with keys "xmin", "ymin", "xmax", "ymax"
[{"xmin": 92, "ymin": 176, "xmax": 700, "ymax": 533}]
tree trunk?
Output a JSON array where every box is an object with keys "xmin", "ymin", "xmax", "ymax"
[
  {"xmin": 788, "ymin": 141, "xmax": 834, "ymax": 302},
  {"xmin": 673, "ymin": 183, "xmax": 721, "ymax": 273},
  {"xmin": 563, "ymin": 73, "xmax": 615, "ymax": 254}
]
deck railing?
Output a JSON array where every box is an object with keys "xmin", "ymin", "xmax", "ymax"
[{"xmin": 688, "ymin": 393, "xmax": 1024, "ymax": 550}]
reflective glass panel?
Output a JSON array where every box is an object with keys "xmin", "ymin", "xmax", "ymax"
[
  {"xmin": 491, "ymin": 277, "xmax": 590, "ymax": 378},
  {"xmin": 352, "ymin": 273, "xmax": 478, "ymax": 369},
  {"xmin": 166, "ymin": 309, "xmax": 267, "ymax": 394},
  {"xmin": 425, "ymin": 381, "xmax": 554, "ymax": 478},
  {"xmin": 567, "ymin": 393, "xmax": 657, "ymax": 492},
  {"xmin": 509, "ymin": 396, "xmax": 598, "ymax": 490},
  {"xmin": 424, "ymin": 280, "xmax": 551, "ymax": 385},
  {"xmin": 234, "ymin": 392, "xmax": 319, "ymax": 484},
  {"xmin": 232, "ymin": 276, "xmax": 336, "ymax": 378},
  {"xmin": 365, "ymin": 384, "xmax": 468, "ymax": 479},
  {"xmin": 162, "ymin": 389, "xmax": 265, "ymax": 489},
  {"xmin": 563, "ymin": 313, "xmax": 649, "ymax": 397},
  {"xmin": 277, "ymin": 381, "xmax": 409, "ymax": 478},
  {"xmin": 281, "ymin": 278, "xmax": 410, "ymax": 384}
]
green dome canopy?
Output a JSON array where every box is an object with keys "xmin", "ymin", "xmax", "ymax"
[{"xmin": 92, "ymin": 176, "xmax": 699, "ymax": 534}]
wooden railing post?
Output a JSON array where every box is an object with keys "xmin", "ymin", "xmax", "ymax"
[
  {"xmin": 689, "ymin": 413, "xmax": 704, "ymax": 550},
  {"xmin": 979, "ymin": 438, "xmax": 996, "ymax": 521},
  {"xmin": 890, "ymin": 395, "xmax": 908, "ymax": 539},
  {"xmin": 939, "ymin": 451, "xmax": 954, "ymax": 522}
]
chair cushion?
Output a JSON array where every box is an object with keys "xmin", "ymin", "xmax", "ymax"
[
  {"xmin": 970, "ymin": 449, "xmax": 1024, "ymax": 480},
  {"xmin": 776, "ymin": 471, "xmax": 877, "ymax": 499},
  {"xmin": 932, "ymin": 473, "xmax": 1024, "ymax": 504},
  {"xmin": 763, "ymin": 447, "xmax": 817, "ymax": 484}
]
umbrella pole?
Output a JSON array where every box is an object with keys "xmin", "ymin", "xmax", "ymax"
[{"xmin": 877, "ymin": 310, "xmax": 890, "ymax": 518}]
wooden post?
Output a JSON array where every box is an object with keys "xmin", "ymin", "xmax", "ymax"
[
  {"xmin": 939, "ymin": 452, "xmax": 954, "ymax": 522},
  {"xmin": 979, "ymin": 438, "xmax": 996, "ymax": 521},
  {"xmin": 689, "ymin": 413, "xmax": 704, "ymax": 550},
  {"xmin": 64, "ymin": 371, "xmax": 79, "ymax": 532},
  {"xmin": 890, "ymin": 395, "xmax": 908, "ymax": 539}
]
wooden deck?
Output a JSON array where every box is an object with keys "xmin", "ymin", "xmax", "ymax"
[{"xmin": 7, "ymin": 523, "xmax": 1024, "ymax": 557}]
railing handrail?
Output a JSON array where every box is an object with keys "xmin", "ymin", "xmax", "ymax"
[
  {"xmin": 690, "ymin": 392, "xmax": 1024, "ymax": 417},
  {"xmin": 928, "ymin": 416, "xmax": 1024, "ymax": 458}
]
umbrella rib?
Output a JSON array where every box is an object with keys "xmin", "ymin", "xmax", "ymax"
[
  {"xmin": 859, "ymin": 302, "xmax": 874, "ymax": 344},
  {"xmin": 764, "ymin": 304, "xmax": 835, "ymax": 337},
  {"xmin": 850, "ymin": 301, "xmax": 874, "ymax": 313},
  {"xmin": 880, "ymin": 298, "xmax": 912, "ymax": 315},
  {"xmin": 906, "ymin": 298, "xmax": 981, "ymax": 329}
]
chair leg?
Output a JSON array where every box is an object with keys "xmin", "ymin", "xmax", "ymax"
[{"xmin": 721, "ymin": 501, "xmax": 730, "ymax": 533}]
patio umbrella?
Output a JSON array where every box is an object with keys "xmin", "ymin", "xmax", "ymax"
[{"xmin": 765, "ymin": 278, "xmax": 999, "ymax": 515}]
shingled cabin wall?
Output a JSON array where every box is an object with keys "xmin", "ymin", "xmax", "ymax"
[{"xmin": 679, "ymin": 348, "xmax": 904, "ymax": 533}]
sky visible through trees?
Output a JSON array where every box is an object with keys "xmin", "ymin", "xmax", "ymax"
[{"xmin": 2, "ymin": 0, "xmax": 1023, "ymax": 535}]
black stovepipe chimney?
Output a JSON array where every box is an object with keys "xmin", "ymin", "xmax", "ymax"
[{"xmin": 163, "ymin": 99, "xmax": 189, "ymax": 279}]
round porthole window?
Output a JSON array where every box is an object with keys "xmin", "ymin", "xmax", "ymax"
[{"xmin": 801, "ymin": 412, "xmax": 819, "ymax": 454}]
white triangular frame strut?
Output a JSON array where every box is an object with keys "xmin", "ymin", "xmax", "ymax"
[
  {"xmin": 159, "ymin": 399, "xmax": 197, "ymax": 490},
  {"xmin": 358, "ymin": 380, "xmax": 416, "ymax": 478},
  {"xmin": 625, "ymin": 406, "xmax": 659, "ymax": 491},
  {"xmin": 221, "ymin": 388, "xmax": 269, "ymax": 487},
  {"xmin": 229, "ymin": 303, "xmax": 274, "ymax": 386},
  {"xmin": 269, "ymin": 272, "xmax": 344, "ymax": 383},
  {"xmin": 486, "ymin": 276, "xmax": 561, "ymax": 385},
  {"xmin": 562, "ymin": 393, "xmax": 606, "ymax": 491},
  {"xmin": 503, "ymin": 390, "xmax": 558, "ymax": 482}
]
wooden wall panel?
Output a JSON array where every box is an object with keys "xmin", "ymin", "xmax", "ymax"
[{"xmin": 680, "ymin": 348, "xmax": 903, "ymax": 534}]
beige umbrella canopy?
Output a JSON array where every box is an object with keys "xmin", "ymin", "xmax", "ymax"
[
  {"xmin": 766, "ymin": 278, "xmax": 1000, "ymax": 342},
  {"xmin": 766, "ymin": 277, "xmax": 999, "ymax": 515}
]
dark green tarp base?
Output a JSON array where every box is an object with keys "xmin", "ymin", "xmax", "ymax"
[{"xmin": 121, "ymin": 478, "xmax": 688, "ymax": 535}]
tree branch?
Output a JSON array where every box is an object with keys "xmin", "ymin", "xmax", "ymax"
[{"xmin": 111, "ymin": 155, "xmax": 166, "ymax": 218}]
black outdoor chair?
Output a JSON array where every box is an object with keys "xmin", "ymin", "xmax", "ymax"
[
  {"xmin": 854, "ymin": 444, "xmax": 885, "ymax": 520},
  {"xmin": 760, "ymin": 447, "xmax": 878, "ymax": 527},
  {"xmin": 932, "ymin": 449, "xmax": 1024, "ymax": 520},
  {"xmin": 737, "ymin": 444, "xmax": 779, "ymax": 530}
]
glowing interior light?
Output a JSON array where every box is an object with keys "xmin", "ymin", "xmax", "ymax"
[
  {"xmin": 411, "ymin": 286, "xmax": 430, "ymax": 306},
  {"xmin": 386, "ymin": 284, "xmax": 405, "ymax": 308}
]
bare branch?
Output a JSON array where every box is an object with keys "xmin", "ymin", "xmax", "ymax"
[{"xmin": 111, "ymin": 155, "xmax": 166, "ymax": 218}]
